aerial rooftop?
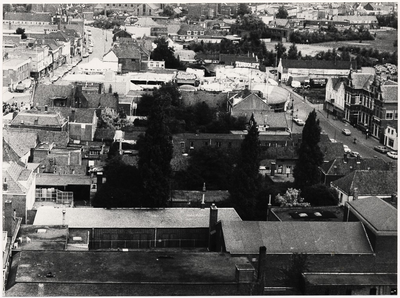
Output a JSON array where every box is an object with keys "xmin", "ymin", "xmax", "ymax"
[{"xmin": 33, "ymin": 207, "xmax": 242, "ymax": 228}]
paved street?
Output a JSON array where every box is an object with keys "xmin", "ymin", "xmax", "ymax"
[
  {"xmin": 286, "ymin": 86, "xmax": 397, "ymax": 164},
  {"xmin": 82, "ymin": 27, "xmax": 113, "ymax": 63}
]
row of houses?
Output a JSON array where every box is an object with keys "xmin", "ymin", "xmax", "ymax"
[{"xmin": 325, "ymin": 72, "xmax": 398, "ymax": 149}]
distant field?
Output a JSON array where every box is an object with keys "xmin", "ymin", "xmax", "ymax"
[{"xmin": 264, "ymin": 29, "xmax": 398, "ymax": 56}]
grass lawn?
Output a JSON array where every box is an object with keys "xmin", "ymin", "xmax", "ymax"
[{"xmin": 264, "ymin": 29, "xmax": 398, "ymax": 56}]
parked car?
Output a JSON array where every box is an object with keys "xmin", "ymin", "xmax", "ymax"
[
  {"xmin": 342, "ymin": 128, "xmax": 351, "ymax": 136},
  {"xmin": 343, "ymin": 145, "xmax": 351, "ymax": 153},
  {"xmin": 350, "ymin": 151, "xmax": 362, "ymax": 158},
  {"xmin": 387, "ymin": 151, "xmax": 398, "ymax": 159},
  {"xmin": 374, "ymin": 145, "xmax": 390, "ymax": 154},
  {"xmin": 293, "ymin": 118, "xmax": 305, "ymax": 126}
]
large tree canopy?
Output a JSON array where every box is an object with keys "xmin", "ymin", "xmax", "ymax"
[
  {"xmin": 151, "ymin": 37, "xmax": 182, "ymax": 69},
  {"xmin": 293, "ymin": 110, "xmax": 324, "ymax": 190}
]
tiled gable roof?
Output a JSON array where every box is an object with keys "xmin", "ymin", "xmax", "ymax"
[
  {"xmin": 3, "ymin": 161, "xmax": 34, "ymax": 194},
  {"xmin": 319, "ymin": 142, "xmax": 346, "ymax": 161},
  {"xmin": 10, "ymin": 111, "xmax": 66, "ymax": 127},
  {"xmin": 134, "ymin": 17, "xmax": 160, "ymax": 27},
  {"xmin": 351, "ymin": 73, "xmax": 374, "ymax": 89},
  {"xmin": 232, "ymin": 93, "xmax": 269, "ymax": 110},
  {"xmin": 112, "ymin": 46, "xmax": 141, "ymax": 59},
  {"xmin": 82, "ymin": 92, "xmax": 118, "ymax": 110},
  {"xmin": 33, "ymin": 84, "xmax": 75, "ymax": 107},
  {"xmin": 348, "ymin": 197, "xmax": 397, "ymax": 232},
  {"xmin": 282, "ymin": 59, "xmax": 356, "ymax": 70},
  {"xmin": 381, "ymin": 81, "xmax": 398, "ymax": 103},
  {"xmin": 94, "ymin": 128, "xmax": 116, "ymax": 141},
  {"xmin": 331, "ymin": 170, "xmax": 397, "ymax": 196},
  {"xmin": 178, "ymin": 24, "xmax": 205, "ymax": 34},
  {"xmin": 321, "ymin": 157, "xmax": 390, "ymax": 175},
  {"xmin": 50, "ymin": 107, "xmax": 96, "ymax": 124},
  {"xmin": 3, "ymin": 130, "xmax": 38, "ymax": 158},
  {"xmin": 254, "ymin": 112, "xmax": 288, "ymax": 128}
]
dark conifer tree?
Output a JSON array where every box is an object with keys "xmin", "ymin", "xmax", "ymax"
[
  {"xmin": 137, "ymin": 94, "xmax": 173, "ymax": 207},
  {"xmin": 229, "ymin": 114, "xmax": 261, "ymax": 219},
  {"xmin": 293, "ymin": 110, "xmax": 324, "ymax": 190}
]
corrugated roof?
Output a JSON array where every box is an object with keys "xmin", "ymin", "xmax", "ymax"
[
  {"xmin": 331, "ymin": 170, "xmax": 398, "ymax": 196},
  {"xmin": 347, "ymin": 197, "xmax": 397, "ymax": 232},
  {"xmin": 223, "ymin": 221, "xmax": 373, "ymax": 255},
  {"xmin": 33, "ymin": 207, "xmax": 242, "ymax": 228}
]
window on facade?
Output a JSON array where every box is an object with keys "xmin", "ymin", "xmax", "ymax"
[
  {"xmin": 388, "ymin": 138, "xmax": 394, "ymax": 147},
  {"xmin": 216, "ymin": 141, "xmax": 221, "ymax": 148},
  {"xmin": 370, "ymin": 288, "xmax": 377, "ymax": 295},
  {"xmin": 395, "ymin": 111, "xmax": 398, "ymax": 120},
  {"xmin": 386, "ymin": 111, "xmax": 393, "ymax": 119},
  {"xmin": 204, "ymin": 141, "xmax": 209, "ymax": 146}
]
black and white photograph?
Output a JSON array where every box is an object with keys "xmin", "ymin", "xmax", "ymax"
[{"xmin": 2, "ymin": 1, "xmax": 398, "ymax": 296}]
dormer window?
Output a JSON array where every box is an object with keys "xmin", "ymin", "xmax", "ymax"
[
  {"xmin": 200, "ymin": 31, "xmax": 204, "ymax": 35},
  {"xmin": 193, "ymin": 31, "xmax": 198, "ymax": 35},
  {"xmin": 187, "ymin": 30, "xmax": 191, "ymax": 35}
]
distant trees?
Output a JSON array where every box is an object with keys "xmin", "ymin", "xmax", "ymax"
[
  {"xmin": 161, "ymin": 5, "xmax": 175, "ymax": 17},
  {"xmin": 377, "ymin": 14, "xmax": 398, "ymax": 29},
  {"xmin": 290, "ymin": 27, "xmax": 374, "ymax": 44},
  {"xmin": 16, "ymin": 28, "xmax": 27, "ymax": 39},
  {"xmin": 229, "ymin": 114, "xmax": 261, "ymax": 219},
  {"xmin": 287, "ymin": 43, "xmax": 299, "ymax": 59},
  {"xmin": 151, "ymin": 37, "xmax": 182, "ymax": 69},
  {"xmin": 275, "ymin": 41, "xmax": 287, "ymax": 61},
  {"xmin": 237, "ymin": 3, "xmax": 251, "ymax": 17},
  {"xmin": 276, "ymin": 5, "xmax": 289, "ymax": 19},
  {"xmin": 293, "ymin": 110, "xmax": 324, "ymax": 190}
]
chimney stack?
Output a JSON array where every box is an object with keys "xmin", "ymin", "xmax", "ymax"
[
  {"xmin": 4, "ymin": 200, "xmax": 13, "ymax": 235},
  {"xmin": 353, "ymin": 187, "xmax": 358, "ymax": 201},
  {"xmin": 62, "ymin": 209, "xmax": 66, "ymax": 226},
  {"xmin": 257, "ymin": 246, "xmax": 267, "ymax": 281},
  {"xmin": 3, "ymin": 178, "xmax": 8, "ymax": 191},
  {"xmin": 201, "ymin": 182, "xmax": 206, "ymax": 209},
  {"xmin": 208, "ymin": 203, "xmax": 218, "ymax": 251}
]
